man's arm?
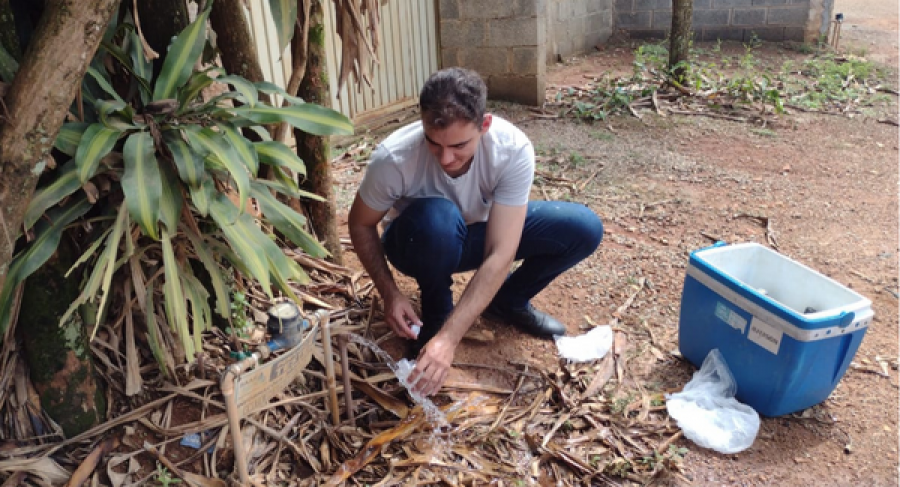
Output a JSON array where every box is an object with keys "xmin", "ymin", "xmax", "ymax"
[
  {"xmin": 348, "ymin": 193, "xmax": 420, "ymax": 340},
  {"xmin": 409, "ymin": 202, "xmax": 527, "ymax": 395}
]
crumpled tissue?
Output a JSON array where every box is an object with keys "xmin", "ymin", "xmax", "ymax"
[{"xmin": 554, "ymin": 325, "xmax": 613, "ymax": 362}]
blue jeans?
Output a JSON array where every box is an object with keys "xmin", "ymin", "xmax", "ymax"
[{"xmin": 382, "ymin": 198, "xmax": 603, "ymax": 333}]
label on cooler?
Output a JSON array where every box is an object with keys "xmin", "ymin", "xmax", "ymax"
[
  {"xmin": 715, "ymin": 301, "xmax": 747, "ymax": 333},
  {"xmin": 748, "ymin": 316, "xmax": 783, "ymax": 354}
]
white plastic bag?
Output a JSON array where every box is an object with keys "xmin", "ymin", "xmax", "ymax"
[
  {"xmin": 554, "ymin": 325, "xmax": 613, "ymax": 362},
  {"xmin": 665, "ymin": 349, "xmax": 760, "ymax": 454}
]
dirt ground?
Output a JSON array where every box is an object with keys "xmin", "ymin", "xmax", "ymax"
[{"xmin": 333, "ymin": 4, "xmax": 899, "ymax": 485}]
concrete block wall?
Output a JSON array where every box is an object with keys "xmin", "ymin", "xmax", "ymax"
[
  {"xmin": 439, "ymin": 0, "xmax": 546, "ymax": 105},
  {"xmin": 546, "ymin": 0, "xmax": 615, "ymax": 63},
  {"xmin": 614, "ymin": 0, "xmax": 834, "ymax": 43}
]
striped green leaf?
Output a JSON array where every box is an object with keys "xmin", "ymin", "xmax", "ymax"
[
  {"xmin": 163, "ymin": 129, "xmax": 205, "ymax": 186},
  {"xmin": 268, "ymin": 0, "xmax": 297, "ymax": 51},
  {"xmin": 0, "ymin": 198, "xmax": 92, "ymax": 334},
  {"xmin": 254, "ymin": 141, "xmax": 306, "ymax": 177},
  {"xmin": 75, "ymin": 124, "xmax": 122, "ymax": 183},
  {"xmin": 158, "ymin": 160, "xmax": 183, "ymax": 233},
  {"xmin": 181, "ymin": 268, "xmax": 211, "ymax": 355},
  {"xmin": 85, "ymin": 66, "xmax": 125, "ymax": 104},
  {"xmin": 24, "ymin": 158, "xmax": 84, "ymax": 231},
  {"xmin": 239, "ymin": 212, "xmax": 310, "ymax": 288},
  {"xmin": 220, "ymin": 123, "xmax": 259, "ymax": 176},
  {"xmin": 183, "ymin": 226, "xmax": 231, "ymax": 320},
  {"xmin": 231, "ymin": 103, "xmax": 353, "ymax": 136},
  {"xmin": 259, "ymin": 234, "xmax": 310, "ymax": 285},
  {"xmin": 91, "ymin": 203, "xmax": 129, "ymax": 339},
  {"xmin": 216, "ymin": 74, "xmax": 259, "ymax": 108},
  {"xmin": 177, "ymin": 68, "xmax": 223, "ymax": 112},
  {"xmin": 244, "ymin": 125, "xmax": 272, "ymax": 142},
  {"xmin": 96, "ymin": 99, "xmax": 137, "ymax": 130},
  {"xmin": 126, "ymin": 28, "xmax": 152, "ymax": 103},
  {"xmin": 99, "ymin": 37, "xmax": 152, "ymax": 98},
  {"xmin": 188, "ymin": 176, "xmax": 215, "ymax": 217},
  {"xmin": 256, "ymin": 175, "xmax": 325, "ymax": 202},
  {"xmin": 251, "ymin": 181, "xmax": 328, "ymax": 258},
  {"xmin": 209, "ymin": 194, "xmax": 272, "ymax": 294},
  {"xmin": 255, "ymin": 81, "xmax": 306, "ymax": 106},
  {"xmin": 122, "ymin": 132, "xmax": 162, "ymax": 240},
  {"xmin": 143, "ymin": 280, "xmax": 171, "ymax": 378},
  {"xmin": 153, "ymin": 6, "xmax": 211, "ymax": 101},
  {"xmin": 183, "ymin": 126, "xmax": 250, "ymax": 214},
  {"xmin": 55, "ymin": 123, "xmax": 90, "ymax": 157},
  {"xmin": 161, "ymin": 228, "xmax": 193, "ymax": 359},
  {"xmin": 58, "ymin": 204, "xmax": 128, "ymax": 332}
]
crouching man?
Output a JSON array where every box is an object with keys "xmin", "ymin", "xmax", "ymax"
[{"xmin": 348, "ymin": 68, "xmax": 603, "ymax": 396}]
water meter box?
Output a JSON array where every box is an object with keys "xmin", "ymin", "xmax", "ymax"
[{"xmin": 677, "ymin": 242, "xmax": 873, "ymax": 417}]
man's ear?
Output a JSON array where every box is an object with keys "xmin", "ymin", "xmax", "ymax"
[{"xmin": 480, "ymin": 113, "xmax": 493, "ymax": 133}]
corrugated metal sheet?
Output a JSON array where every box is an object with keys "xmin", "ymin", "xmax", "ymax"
[{"xmin": 247, "ymin": 0, "xmax": 438, "ymax": 123}]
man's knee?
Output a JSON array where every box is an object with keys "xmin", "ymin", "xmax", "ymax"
[{"xmin": 383, "ymin": 198, "xmax": 465, "ymax": 275}]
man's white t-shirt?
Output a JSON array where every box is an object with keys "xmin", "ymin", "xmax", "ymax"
[{"xmin": 358, "ymin": 116, "xmax": 534, "ymax": 225}]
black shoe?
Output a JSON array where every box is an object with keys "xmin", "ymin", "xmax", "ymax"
[{"xmin": 482, "ymin": 303, "xmax": 566, "ymax": 338}]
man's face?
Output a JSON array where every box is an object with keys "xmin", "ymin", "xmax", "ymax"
[{"xmin": 422, "ymin": 115, "xmax": 492, "ymax": 178}]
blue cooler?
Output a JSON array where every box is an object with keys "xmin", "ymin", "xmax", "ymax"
[{"xmin": 678, "ymin": 242, "xmax": 873, "ymax": 417}]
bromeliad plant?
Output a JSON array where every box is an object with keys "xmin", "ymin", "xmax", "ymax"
[{"xmin": 0, "ymin": 3, "xmax": 352, "ymax": 370}]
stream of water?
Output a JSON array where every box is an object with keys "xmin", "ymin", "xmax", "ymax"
[{"xmin": 348, "ymin": 333, "xmax": 450, "ymax": 429}]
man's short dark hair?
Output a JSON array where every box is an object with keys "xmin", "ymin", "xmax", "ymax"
[{"xmin": 419, "ymin": 68, "xmax": 487, "ymax": 129}]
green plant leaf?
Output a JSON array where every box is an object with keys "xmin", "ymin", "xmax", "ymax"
[
  {"xmin": 244, "ymin": 125, "xmax": 273, "ymax": 142},
  {"xmin": 251, "ymin": 181, "xmax": 328, "ymax": 258},
  {"xmin": 254, "ymin": 81, "xmax": 306, "ymax": 106},
  {"xmin": 268, "ymin": 0, "xmax": 297, "ymax": 52},
  {"xmin": 161, "ymin": 228, "xmax": 193, "ymax": 359},
  {"xmin": 57, "ymin": 204, "xmax": 128, "ymax": 333},
  {"xmin": 256, "ymin": 176, "xmax": 325, "ymax": 202},
  {"xmin": 231, "ymin": 103, "xmax": 354, "ymax": 136},
  {"xmin": 153, "ymin": 6, "xmax": 211, "ymax": 101},
  {"xmin": 55, "ymin": 123, "xmax": 90, "ymax": 157},
  {"xmin": 209, "ymin": 194, "xmax": 272, "ymax": 294},
  {"xmin": 125, "ymin": 28, "xmax": 153, "ymax": 103},
  {"xmin": 91, "ymin": 204, "xmax": 129, "ymax": 339},
  {"xmin": 24, "ymin": 159, "xmax": 85, "ymax": 231},
  {"xmin": 0, "ymin": 198, "xmax": 92, "ymax": 334},
  {"xmin": 162, "ymin": 129, "xmax": 205, "ymax": 186},
  {"xmin": 183, "ymin": 226, "xmax": 231, "ymax": 320},
  {"xmin": 181, "ymin": 268, "xmax": 211, "ymax": 356},
  {"xmin": 122, "ymin": 132, "xmax": 162, "ymax": 240},
  {"xmin": 216, "ymin": 74, "xmax": 259, "ymax": 108},
  {"xmin": 221, "ymin": 123, "xmax": 259, "ymax": 176},
  {"xmin": 85, "ymin": 66, "xmax": 125, "ymax": 104},
  {"xmin": 177, "ymin": 67, "xmax": 224, "ymax": 113},
  {"xmin": 96, "ymin": 99, "xmax": 137, "ymax": 130},
  {"xmin": 75, "ymin": 124, "xmax": 122, "ymax": 182},
  {"xmin": 254, "ymin": 140, "xmax": 306, "ymax": 177},
  {"xmin": 188, "ymin": 176, "xmax": 216, "ymax": 217},
  {"xmin": 183, "ymin": 126, "xmax": 250, "ymax": 214},
  {"xmin": 143, "ymin": 280, "xmax": 171, "ymax": 378},
  {"xmin": 158, "ymin": 160, "xmax": 183, "ymax": 233}
]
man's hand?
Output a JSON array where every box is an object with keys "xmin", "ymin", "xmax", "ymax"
[
  {"xmin": 383, "ymin": 293, "xmax": 421, "ymax": 340},
  {"xmin": 409, "ymin": 333, "xmax": 457, "ymax": 396}
]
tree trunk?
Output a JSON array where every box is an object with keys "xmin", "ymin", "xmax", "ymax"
[
  {"xmin": 0, "ymin": 0, "xmax": 119, "ymax": 325},
  {"xmin": 19, "ymin": 238, "xmax": 105, "ymax": 437},
  {"xmin": 293, "ymin": 0, "xmax": 343, "ymax": 265},
  {"xmin": 669, "ymin": 0, "xmax": 693, "ymax": 82},
  {"xmin": 135, "ymin": 0, "xmax": 189, "ymax": 80},
  {"xmin": 209, "ymin": 0, "xmax": 265, "ymax": 84}
]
